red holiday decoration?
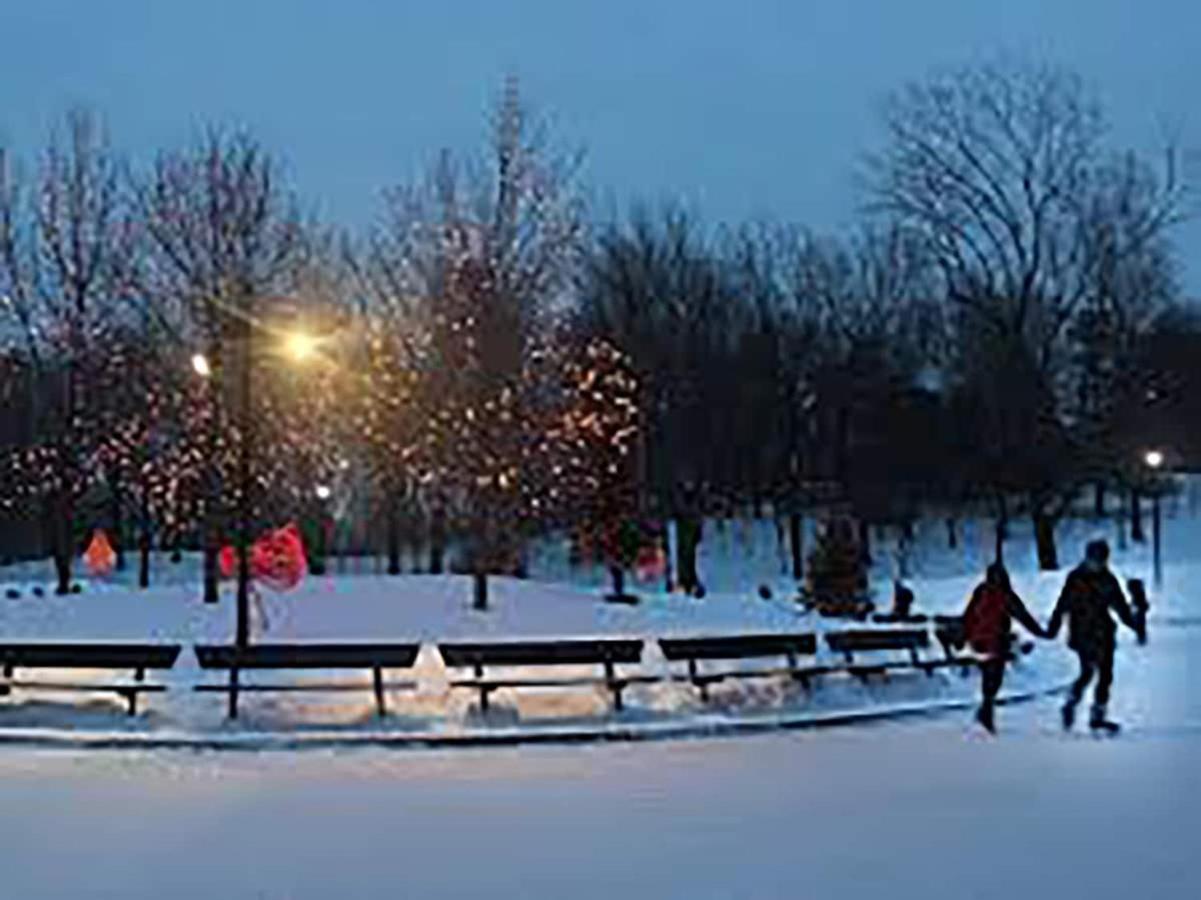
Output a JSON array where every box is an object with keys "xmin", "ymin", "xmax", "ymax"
[
  {"xmin": 634, "ymin": 545, "xmax": 667, "ymax": 582},
  {"xmin": 83, "ymin": 529, "xmax": 117, "ymax": 577},
  {"xmin": 219, "ymin": 523, "xmax": 308, "ymax": 592}
]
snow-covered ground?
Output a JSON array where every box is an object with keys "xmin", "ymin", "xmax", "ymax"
[
  {"xmin": 1, "ymin": 483, "xmax": 1196, "ymax": 739},
  {"xmin": 1, "ymin": 484, "xmax": 1197, "ymax": 897},
  {"xmin": 1, "ymin": 623, "xmax": 1195, "ymax": 899}
]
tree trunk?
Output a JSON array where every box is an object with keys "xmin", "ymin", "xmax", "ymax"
[
  {"xmin": 1131, "ymin": 489, "xmax": 1145, "ymax": 543},
  {"xmin": 1094, "ymin": 481, "xmax": 1106, "ymax": 518},
  {"xmin": 660, "ymin": 518, "xmax": 674, "ymax": 592},
  {"xmin": 676, "ymin": 517, "xmax": 701, "ymax": 595},
  {"xmin": 385, "ymin": 494, "xmax": 401, "ymax": 576},
  {"xmin": 110, "ymin": 478, "xmax": 126, "ymax": 572},
  {"xmin": 994, "ymin": 501, "xmax": 1008, "ymax": 566},
  {"xmin": 857, "ymin": 518, "xmax": 872, "ymax": 567},
  {"xmin": 473, "ymin": 571, "xmax": 488, "ymax": 610},
  {"xmin": 429, "ymin": 504, "xmax": 446, "ymax": 575},
  {"xmin": 138, "ymin": 528, "xmax": 151, "ymax": 589},
  {"xmin": 138, "ymin": 491, "xmax": 151, "ymax": 589},
  {"xmin": 203, "ymin": 523, "xmax": 220, "ymax": 603},
  {"xmin": 609, "ymin": 564, "xmax": 626, "ymax": 599},
  {"xmin": 1033, "ymin": 512, "xmax": 1059, "ymax": 570},
  {"xmin": 788, "ymin": 511, "xmax": 803, "ymax": 582},
  {"xmin": 308, "ymin": 508, "xmax": 328, "ymax": 576},
  {"xmin": 52, "ymin": 493, "xmax": 72, "ymax": 595},
  {"xmin": 946, "ymin": 516, "xmax": 958, "ymax": 550}
]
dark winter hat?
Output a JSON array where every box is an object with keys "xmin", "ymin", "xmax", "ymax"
[
  {"xmin": 1085, "ymin": 540, "xmax": 1110, "ymax": 563},
  {"xmin": 986, "ymin": 562, "xmax": 1010, "ymax": 587}
]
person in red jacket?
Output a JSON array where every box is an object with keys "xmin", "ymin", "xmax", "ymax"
[{"xmin": 963, "ymin": 562, "xmax": 1047, "ymax": 734}]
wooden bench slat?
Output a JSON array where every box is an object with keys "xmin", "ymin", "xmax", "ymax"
[
  {"xmin": 195, "ymin": 681, "xmax": 417, "ymax": 694},
  {"xmin": 658, "ymin": 633, "xmax": 818, "ymax": 662},
  {"xmin": 825, "ymin": 629, "xmax": 929, "ymax": 653},
  {"xmin": 450, "ymin": 676, "xmax": 615, "ymax": 690},
  {"xmin": 438, "ymin": 639, "xmax": 643, "ymax": 668},
  {"xmin": 5, "ymin": 680, "xmax": 167, "ymax": 693},
  {"xmin": 194, "ymin": 643, "xmax": 420, "ymax": 670},
  {"xmin": 0, "ymin": 643, "xmax": 181, "ymax": 670}
]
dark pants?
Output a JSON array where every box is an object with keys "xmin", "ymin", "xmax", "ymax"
[
  {"xmin": 1066, "ymin": 641, "xmax": 1114, "ymax": 710},
  {"xmin": 980, "ymin": 657, "xmax": 1006, "ymax": 711}
]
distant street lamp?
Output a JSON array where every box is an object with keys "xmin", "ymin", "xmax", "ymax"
[
  {"xmin": 191, "ymin": 353, "xmax": 212, "ymax": 378},
  {"xmin": 1144, "ymin": 449, "xmax": 1165, "ymax": 588},
  {"xmin": 314, "ymin": 484, "xmax": 332, "ymax": 501}
]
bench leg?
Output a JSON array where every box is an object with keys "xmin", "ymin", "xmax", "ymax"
[
  {"xmin": 373, "ymin": 667, "xmax": 387, "ymax": 718},
  {"xmin": 479, "ymin": 686, "xmax": 490, "ymax": 714},
  {"xmin": 228, "ymin": 669, "xmax": 240, "ymax": 720},
  {"xmin": 611, "ymin": 683, "xmax": 625, "ymax": 712},
  {"xmin": 127, "ymin": 690, "xmax": 138, "ymax": 717},
  {"xmin": 697, "ymin": 680, "xmax": 710, "ymax": 703}
]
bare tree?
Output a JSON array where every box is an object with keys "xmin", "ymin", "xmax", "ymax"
[
  {"xmin": 0, "ymin": 109, "xmax": 134, "ymax": 592},
  {"xmin": 868, "ymin": 59, "xmax": 1185, "ymax": 568},
  {"xmin": 138, "ymin": 128, "xmax": 303, "ymax": 637}
]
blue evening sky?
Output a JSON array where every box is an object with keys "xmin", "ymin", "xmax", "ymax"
[{"xmin": 0, "ymin": 0, "xmax": 1197, "ymax": 291}]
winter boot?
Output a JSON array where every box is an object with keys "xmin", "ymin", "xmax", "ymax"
[
  {"xmin": 1061, "ymin": 701, "xmax": 1076, "ymax": 731},
  {"xmin": 1089, "ymin": 704, "xmax": 1120, "ymax": 735},
  {"xmin": 976, "ymin": 704, "xmax": 996, "ymax": 735}
]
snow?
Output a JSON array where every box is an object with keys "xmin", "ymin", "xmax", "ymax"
[
  {"xmin": 0, "ymin": 480, "xmax": 1198, "ymax": 896},
  {"xmin": 0, "ymin": 624, "xmax": 1196, "ymax": 899},
  {"xmin": 4, "ymin": 480, "xmax": 1198, "ymax": 738}
]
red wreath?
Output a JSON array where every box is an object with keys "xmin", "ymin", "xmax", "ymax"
[{"xmin": 220, "ymin": 523, "xmax": 308, "ymax": 591}]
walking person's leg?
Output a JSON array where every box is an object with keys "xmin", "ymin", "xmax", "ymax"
[
  {"xmin": 1063, "ymin": 650, "xmax": 1096, "ymax": 730},
  {"xmin": 977, "ymin": 657, "xmax": 1005, "ymax": 733},
  {"xmin": 1090, "ymin": 641, "xmax": 1117, "ymax": 731}
]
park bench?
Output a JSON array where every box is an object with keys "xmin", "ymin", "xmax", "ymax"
[
  {"xmin": 657, "ymin": 633, "xmax": 825, "ymax": 701},
  {"xmin": 438, "ymin": 639, "xmax": 655, "ymax": 713},
  {"xmin": 0, "ymin": 642, "xmax": 182, "ymax": 715},
  {"xmin": 824, "ymin": 629, "xmax": 930, "ymax": 681},
  {"xmin": 193, "ymin": 643, "xmax": 421, "ymax": 720}
]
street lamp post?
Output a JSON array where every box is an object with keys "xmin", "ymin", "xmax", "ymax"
[
  {"xmin": 1145, "ymin": 450, "xmax": 1164, "ymax": 589},
  {"xmin": 192, "ymin": 307, "xmax": 328, "ymax": 647},
  {"xmin": 234, "ymin": 310, "xmax": 254, "ymax": 648}
]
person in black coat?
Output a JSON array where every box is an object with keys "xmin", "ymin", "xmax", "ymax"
[{"xmin": 1047, "ymin": 540, "xmax": 1143, "ymax": 733}]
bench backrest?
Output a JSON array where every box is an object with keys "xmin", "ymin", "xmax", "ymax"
[
  {"xmin": 825, "ymin": 629, "xmax": 929, "ymax": 655},
  {"xmin": 194, "ymin": 643, "xmax": 421, "ymax": 670},
  {"xmin": 0, "ymin": 643, "xmax": 182, "ymax": 671},
  {"xmin": 658, "ymin": 633, "xmax": 817, "ymax": 662},
  {"xmin": 871, "ymin": 612, "xmax": 930, "ymax": 625},
  {"xmin": 438, "ymin": 639, "xmax": 643, "ymax": 670}
]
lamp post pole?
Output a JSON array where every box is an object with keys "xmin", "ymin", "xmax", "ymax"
[
  {"xmin": 235, "ymin": 309, "xmax": 254, "ymax": 649},
  {"xmin": 1152, "ymin": 490, "xmax": 1162, "ymax": 589},
  {"xmin": 1144, "ymin": 450, "xmax": 1165, "ymax": 590}
]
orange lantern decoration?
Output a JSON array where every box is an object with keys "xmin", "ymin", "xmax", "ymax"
[{"xmin": 84, "ymin": 529, "xmax": 117, "ymax": 577}]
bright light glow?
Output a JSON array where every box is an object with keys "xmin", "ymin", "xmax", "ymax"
[
  {"xmin": 284, "ymin": 330, "xmax": 319, "ymax": 363},
  {"xmin": 338, "ymin": 458, "xmax": 351, "ymax": 471},
  {"xmin": 191, "ymin": 353, "xmax": 212, "ymax": 378},
  {"xmin": 315, "ymin": 484, "xmax": 332, "ymax": 500},
  {"xmin": 1145, "ymin": 450, "xmax": 1165, "ymax": 469}
]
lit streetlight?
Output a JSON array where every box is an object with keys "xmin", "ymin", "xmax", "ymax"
[
  {"xmin": 314, "ymin": 484, "xmax": 332, "ymax": 501},
  {"xmin": 283, "ymin": 329, "xmax": 319, "ymax": 363},
  {"xmin": 1144, "ymin": 449, "xmax": 1166, "ymax": 588},
  {"xmin": 191, "ymin": 353, "xmax": 212, "ymax": 378}
]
